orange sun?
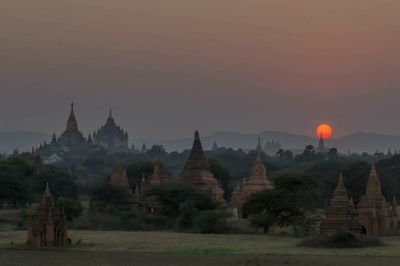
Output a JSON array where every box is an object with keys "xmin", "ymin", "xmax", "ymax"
[{"xmin": 316, "ymin": 124, "xmax": 333, "ymax": 139}]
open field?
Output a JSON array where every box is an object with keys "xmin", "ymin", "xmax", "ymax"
[{"xmin": 1, "ymin": 230, "xmax": 400, "ymax": 265}]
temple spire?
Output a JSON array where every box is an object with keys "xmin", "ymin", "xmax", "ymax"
[
  {"xmin": 66, "ymin": 102, "xmax": 78, "ymax": 132},
  {"xmin": 109, "ymin": 108, "xmax": 112, "ymax": 119},
  {"xmin": 365, "ymin": 163, "xmax": 382, "ymax": 197},
  {"xmin": 334, "ymin": 173, "xmax": 348, "ymax": 199}
]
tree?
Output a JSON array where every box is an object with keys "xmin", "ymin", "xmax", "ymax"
[
  {"xmin": 0, "ymin": 160, "xmax": 33, "ymax": 206},
  {"xmin": 33, "ymin": 166, "xmax": 79, "ymax": 200},
  {"xmin": 57, "ymin": 197, "xmax": 83, "ymax": 222},
  {"xmin": 273, "ymin": 174, "xmax": 318, "ymax": 230},
  {"xmin": 243, "ymin": 174, "xmax": 318, "ymax": 233},
  {"xmin": 144, "ymin": 182, "xmax": 215, "ymax": 217},
  {"xmin": 242, "ymin": 190, "xmax": 287, "ymax": 233},
  {"xmin": 209, "ymin": 159, "xmax": 232, "ymax": 199}
]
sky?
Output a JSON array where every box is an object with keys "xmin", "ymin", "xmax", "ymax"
[{"xmin": 1, "ymin": 0, "xmax": 400, "ymax": 139}]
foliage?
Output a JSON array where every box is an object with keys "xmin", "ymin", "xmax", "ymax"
[
  {"xmin": 33, "ymin": 166, "xmax": 79, "ymax": 200},
  {"xmin": 177, "ymin": 201, "xmax": 199, "ymax": 229},
  {"xmin": 193, "ymin": 210, "xmax": 231, "ymax": 234},
  {"xmin": 57, "ymin": 197, "xmax": 83, "ymax": 222},
  {"xmin": 209, "ymin": 159, "xmax": 232, "ymax": 199},
  {"xmin": 0, "ymin": 160, "xmax": 33, "ymax": 206},
  {"xmin": 300, "ymin": 231, "xmax": 384, "ymax": 248},
  {"xmin": 144, "ymin": 182, "xmax": 216, "ymax": 218},
  {"xmin": 243, "ymin": 174, "xmax": 318, "ymax": 234}
]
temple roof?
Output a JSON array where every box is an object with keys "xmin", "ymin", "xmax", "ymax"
[
  {"xmin": 187, "ymin": 131, "xmax": 206, "ymax": 160},
  {"xmin": 59, "ymin": 102, "xmax": 85, "ymax": 143},
  {"xmin": 66, "ymin": 102, "xmax": 78, "ymax": 132},
  {"xmin": 333, "ymin": 173, "xmax": 349, "ymax": 200},
  {"xmin": 365, "ymin": 164, "xmax": 382, "ymax": 198},
  {"xmin": 109, "ymin": 162, "xmax": 131, "ymax": 189}
]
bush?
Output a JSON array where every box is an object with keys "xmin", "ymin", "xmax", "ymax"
[
  {"xmin": 57, "ymin": 197, "xmax": 83, "ymax": 222},
  {"xmin": 193, "ymin": 210, "xmax": 231, "ymax": 234},
  {"xmin": 177, "ymin": 201, "xmax": 199, "ymax": 229},
  {"xmin": 300, "ymin": 231, "xmax": 384, "ymax": 248}
]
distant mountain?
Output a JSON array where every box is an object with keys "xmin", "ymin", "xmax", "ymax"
[
  {"xmin": 332, "ymin": 132, "xmax": 400, "ymax": 154},
  {"xmin": 0, "ymin": 130, "xmax": 398, "ymax": 155},
  {"xmin": 0, "ymin": 131, "xmax": 50, "ymax": 153},
  {"xmin": 132, "ymin": 131, "xmax": 316, "ymax": 152},
  {"xmin": 133, "ymin": 131, "xmax": 400, "ymax": 154}
]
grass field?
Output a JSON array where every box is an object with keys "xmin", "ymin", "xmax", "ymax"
[{"xmin": 1, "ymin": 230, "xmax": 400, "ymax": 265}]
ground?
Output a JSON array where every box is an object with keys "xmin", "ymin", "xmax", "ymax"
[{"xmin": 1, "ymin": 230, "xmax": 400, "ymax": 265}]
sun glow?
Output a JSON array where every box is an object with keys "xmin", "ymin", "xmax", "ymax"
[{"xmin": 316, "ymin": 124, "xmax": 333, "ymax": 139}]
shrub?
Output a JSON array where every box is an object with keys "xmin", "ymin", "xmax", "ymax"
[
  {"xmin": 193, "ymin": 210, "xmax": 231, "ymax": 234},
  {"xmin": 177, "ymin": 201, "xmax": 199, "ymax": 229},
  {"xmin": 57, "ymin": 197, "xmax": 83, "ymax": 222},
  {"xmin": 300, "ymin": 231, "xmax": 384, "ymax": 248}
]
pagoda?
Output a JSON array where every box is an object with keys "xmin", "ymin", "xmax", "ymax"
[
  {"xmin": 91, "ymin": 162, "xmax": 139, "ymax": 211},
  {"xmin": 27, "ymin": 183, "xmax": 70, "ymax": 247},
  {"xmin": 356, "ymin": 164, "xmax": 398, "ymax": 236},
  {"xmin": 316, "ymin": 133, "xmax": 328, "ymax": 153},
  {"xmin": 182, "ymin": 131, "xmax": 224, "ymax": 202},
  {"xmin": 38, "ymin": 102, "xmax": 100, "ymax": 160},
  {"xmin": 149, "ymin": 154, "xmax": 167, "ymax": 185},
  {"xmin": 231, "ymin": 154, "xmax": 273, "ymax": 218},
  {"xmin": 320, "ymin": 173, "xmax": 360, "ymax": 236},
  {"xmin": 93, "ymin": 109, "xmax": 129, "ymax": 153}
]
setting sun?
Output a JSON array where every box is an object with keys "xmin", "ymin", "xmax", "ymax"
[{"xmin": 316, "ymin": 124, "xmax": 333, "ymax": 139}]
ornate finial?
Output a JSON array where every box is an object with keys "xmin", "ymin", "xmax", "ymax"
[
  {"xmin": 71, "ymin": 101, "xmax": 74, "ymax": 113},
  {"xmin": 109, "ymin": 108, "xmax": 112, "ymax": 118},
  {"xmin": 45, "ymin": 182, "xmax": 50, "ymax": 192},
  {"xmin": 194, "ymin": 130, "xmax": 200, "ymax": 139}
]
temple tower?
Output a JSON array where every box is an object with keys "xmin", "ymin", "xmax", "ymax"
[
  {"xmin": 356, "ymin": 164, "xmax": 398, "ymax": 236},
  {"xmin": 27, "ymin": 183, "xmax": 70, "ymax": 247},
  {"xmin": 320, "ymin": 174, "xmax": 360, "ymax": 236},
  {"xmin": 231, "ymin": 154, "xmax": 273, "ymax": 218},
  {"xmin": 316, "ymin": 133, "xmax": 328, "ymax": 153},
  {"xmin": 182, "ymin": 131, "xmax": 224, "ymax": 202},
  {"xmin": 149, "ymin": 154, "xmax": 167, "ymax": 185}
]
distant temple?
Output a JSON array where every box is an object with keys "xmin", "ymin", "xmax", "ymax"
[
  {"xmin": 91, "ymin": 162, "xmax": 139, "ymax": 211},
  {"xmin": 38, "ymin": 103, "xmax": 100, "ymax": 160},
  {"xmin": 316, "ymin": 134, "xmax": 328, "ymax": 154},
  {"xmin": 182, "ymin": 131, "xmax": 224, "ymax": 202},
  {"xmin": 93, "ymin": 109, "xmax": 129, "ymax": 153},
  {"xmin": 264, "ymin": 140, "xmax": 282, "ymax": 156},
  {"xmin": 231, "ymin": 154, "xmax": 273, "ymax": 218},
  {"xmin": 27, "ymin": 183, "xmax": 70, "ymax": 247},
  {"xmin": 148, "ymin": 154, "xmax": 167, "ymax": 185},
  {"xmin": 255, "ymin": 137, "xmax": 263, "ymax": 152},
  {"xmin": 320, "ymin": 165, "xmax": 398, "ymax": 237}
]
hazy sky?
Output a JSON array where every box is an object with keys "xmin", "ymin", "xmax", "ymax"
[{"xmin": 1, "ymin": 0, "xmax": 400, "ymax": 139}]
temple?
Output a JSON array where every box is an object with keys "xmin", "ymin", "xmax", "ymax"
[
  {"xmin": 27, "ymin": 183, "xmax": 70, "ymax": 247},
  {"xmin": 93, "ymin": 109, "xmax": 129, "ymax": 153},
  {"xmin": 182, "ymin": 131, "xmax": 224, "ymax": 202},
  {"xmin": 320, "ymin": 165, "xmax": 398, "ymax": 237},
  {"xmin": 148, "ymin": 154, "xmax": 167, "ymax": 185},
  {"xmin": 255, "ymin": 137, "xmax": 263, "ymax": 152},
  {"xmin": 231, "ymin": 154, "xmax": 273, "ymax": 218},
  {"xmin": 91, "ymin": 162, "xmax": 139, "ymax": 211},
  {"xmin": 320, "ymin": 173, "xmax": 359, "ymax": 236},
  {"xmin": 316, "ymin": 134, "xmax": 328, "ymax": 153},
  {"xmin": 356, "ymin": 164, "xmax": 398, "ymax": 236},
  {"xmin": 264, "ymin": 140, "xmax": 282, "ymax": 156},
  {"xmin": 38, "ymin": 103, "xmax": 100, "ymax": 160}
]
